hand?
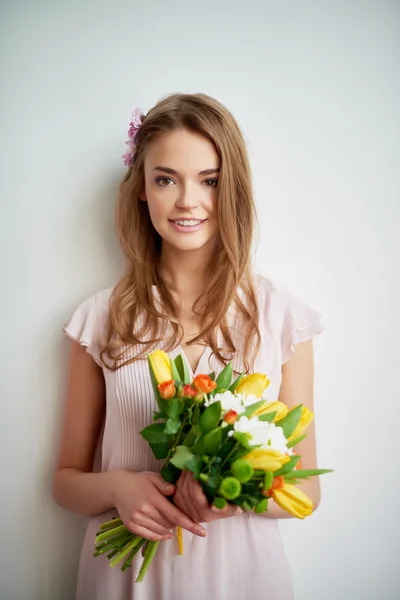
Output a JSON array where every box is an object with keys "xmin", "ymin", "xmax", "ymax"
[
  {"xmin": 173, "ymin": 471, "xmax": 243, "ymax": 523},
  {"xmin": 111, "ymin": 470, "xmax": 207, "ymax": 541}
]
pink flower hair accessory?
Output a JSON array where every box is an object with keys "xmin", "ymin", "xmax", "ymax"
[{"xmin": 122, "ymin": 107, "xmax": 144, "ymax": 168}]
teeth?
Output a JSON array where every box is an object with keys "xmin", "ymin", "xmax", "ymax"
[{"xmin": 174, "ymin": 220, "xmax": 202, "ymax": 226}]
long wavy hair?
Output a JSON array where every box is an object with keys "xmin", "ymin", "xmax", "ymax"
[{"xmin": 101, "ymin": 93, "xmax": 261, "ymax": 373}]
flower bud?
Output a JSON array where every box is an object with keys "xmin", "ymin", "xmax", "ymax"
[
  {"xmin": 158, "ymin": 380, "xmax": 176, "ymax": 400},
  {"xmin": 219, "ymin": 476, "xmax": 242, "ymax": 500},
  {"xmin": 231, "ymin": 459, "xmax": 254, "ymax": 483},
  {"xmin": 224, "ymin": 409, "xmax": 238, "ymax": 424}
]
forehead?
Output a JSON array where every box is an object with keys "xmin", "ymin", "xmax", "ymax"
[{"xmin": 144, "ymin": 128, "xmax": 220, "ymax": 170}]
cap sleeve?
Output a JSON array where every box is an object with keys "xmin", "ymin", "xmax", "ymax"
[
  {"xmin": 63, "ymin": 294, "xmax": 102, "ymax": 367},
  {"xmin": 281, "ymin": 288, "xmax": 326, "ymax": 364}
]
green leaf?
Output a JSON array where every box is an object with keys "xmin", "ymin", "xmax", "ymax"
[
  {"xmin": 173, "ymin": 354, "xmax": 191, "ymax": 385},
  {"xmin": 191, "ymin": 434, "xmax": 206, "ymax": 454},
  {"xmin": 257, "ymin": 411, "xmax": 277, "ymax": 422},
  {"xmin": 242, "ymin": 400, "xmax": 266, "ymax": 418},
  {"xmin": 148, "ymin": 441, "xmax": 169, "ymax": 460},
  {"xmin": 229, "ymin": 371, "xmax": 245, "ymax": 392},
  {"xmin": 182, "ymin": 427, "xmax": 197, "ymax": 447},
  {"xmin": 275, "ymin": 405, "xmax": 303, "ymax": 438},
  {"xmin": 203, "ymin": 427, "xmax": 223, "ymax": 455},
  {"xmin": 140, "ymin": 423, "xmax": 168, "ymax": 444},
  {"xmin": 164, "ymin": 398, "xmax": 182, "ymax": 419},
  {"xmin": 170, "ymin": 445, "xmax": 194, "ymax": 470},
  {"xmin": 273, "ymin": 455, "xmax": 301, "ymax": 476},
  {"xmin": 190, "ymin": 403, "xmax": 200, "ymax": 426},
  {"xmin": 165, "ymin": 418, "xmax": 181, "ymax": 435},
  {"xmin": 152, "ymin": 411, "xmax": 166, "ymax": 422},
  {"xmin": 286, "ymin": 433, "xmax": 307, "ymax": 449},
  {"xmin": 205, "ymin": 472, "xmax": 221, "ymax": 491},
  {"xmin": 186, "ymin": 455, "xmax": 203, "ymax": 478},
  {"xmin": 160, "ymin": 462, "xmax": 181, "ymax": 483},
  {"xmin": 208, "ymin": 371, "xmax": 216, "ymax": 381},
  {"xmin": 199, "ymin": 401, "xmax": 221, "ymax": 433},
  {"xmin": 284, "ymin": 468, "xmax": 334, "ymax": 480},
  {"xmin": 215, "ymin": 363, "xmax": 233, "ymax": 391},
  {"xmin": 170, "ymin": 359, "xmax": 181, "ymax": 382}
]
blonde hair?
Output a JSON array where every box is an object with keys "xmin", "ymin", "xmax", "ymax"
[{"xmin": 101, "ymin": 93, "xmax": 261, "ymax": 373}]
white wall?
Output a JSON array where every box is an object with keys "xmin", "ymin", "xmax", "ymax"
[{"xmin": 1, "ymin": 1, "xmax": 399, "ymax": 598}]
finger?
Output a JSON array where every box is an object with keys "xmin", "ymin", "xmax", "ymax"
[
  {"xmin": 146, "ymin": 472, "xmax": 176, "ymax": 496},
  {"xmin": 129, "ymin": 514, "xmax": 173, "ymax": 538},
  {"xmin": 126, "ymin": 522, "xmax": 172, "ymax": 542},
  {"xmin": 186, "ymin": 473, "xmax": 208, "ymax": 522},
  {"xmin": 179, "ymin": 471, "xmax": 201, "ymax": 522},
  {"xmin": 211, "ymin": 503, "xmax": 243, "ymax": 517},
  {"xmin": 146, "ymin": 507, "xmax": 175, "ymax": 531},
  {"xmin": 158, "ymin": 495, "xmax": 207, "ymax": 537}
]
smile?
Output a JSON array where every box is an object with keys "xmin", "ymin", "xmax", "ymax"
[
  {"xmin": 169, "ymin": 219, "xmax": 206, "ymax": 233},
  {"xmin": 171, "ymin": 219, "xmax": 204, "ymax": 227}
]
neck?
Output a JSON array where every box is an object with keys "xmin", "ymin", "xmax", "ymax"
[{"xmin": 158, "ymin": 239, "xmax": 218, "ymax": 298}]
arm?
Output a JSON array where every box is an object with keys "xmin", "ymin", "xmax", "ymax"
[
  {"xmin": 52, "ymin": 341, "xmax": 114, "ymax": 516},
  {"xmin": 261, "ymin": 338, "xmax": 321, "ymax": 519},
  {"xmin": 52, "ymin": 341, "xmax": 207, "ymax": 540}
]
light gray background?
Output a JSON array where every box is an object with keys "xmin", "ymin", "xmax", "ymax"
[{"xmin": 1, "ymin": 1, "xmax": 399, "ymax": 599}]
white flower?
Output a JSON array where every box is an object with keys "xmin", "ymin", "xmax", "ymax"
[
  {"xmin": 242, "ymin": 394, "xmax": 261, "ymax": 408},
  {"xmin": 230, "ymin": 416, "xmax": 289, "ymax": 453},
  {"xmin": 205, "ymin": 390, "xmax": 243, "ymax": 414}
]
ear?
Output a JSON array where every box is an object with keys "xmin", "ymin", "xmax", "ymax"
[{"xmin": 139, "ymin": 186, "xmax": 147, "ymax": 202}]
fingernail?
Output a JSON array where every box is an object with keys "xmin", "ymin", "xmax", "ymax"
[{"xmin": 197, "ymin": 527, "xmax": 207, "ymax": 536}]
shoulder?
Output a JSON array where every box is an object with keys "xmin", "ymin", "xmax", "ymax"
[
  {"xmin": 252, "ymin": 271, "xmax": 326, "ymax": 364},
  {"xmin": 63, "ymin": 286, "xmax": 115, "ymax": 367}
]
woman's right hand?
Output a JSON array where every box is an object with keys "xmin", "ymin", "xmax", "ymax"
[{"xmin": 111, "ymin": 470, "xmax": 207, "ymax": 541}]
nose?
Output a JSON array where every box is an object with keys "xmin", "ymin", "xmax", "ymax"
[{"xmin": 175, "ymin": 182, "xmax": 199, "ymax": 211}]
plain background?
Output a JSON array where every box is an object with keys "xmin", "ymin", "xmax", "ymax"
[{"xmin": 1, "ymin": 1, "xmax": 399, "ymax": 599}]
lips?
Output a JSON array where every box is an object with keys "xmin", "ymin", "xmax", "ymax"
[{"xmin": 169, "ymin": 219, "xmax": 206, "ymax": 233}]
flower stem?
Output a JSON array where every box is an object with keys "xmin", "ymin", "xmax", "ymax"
[
  {"xmin": 98, "ymin": 517, "xmax": 123, "ymax": 532},
  {"xmin": 95, "ymin": 524, "xmax": 127, "ymax": 544},
  {"xmin": 135, "ymin": 541, "xmax": 160, "ymax": 582},
  {"xmin": 121, "ymin": 538, "xmax": 146, "ymax": 572},
  {"xmin": 110, "ymin": 536, "xmax": 142, "ymax": 569}
]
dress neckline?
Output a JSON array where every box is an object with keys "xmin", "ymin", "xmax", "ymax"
[{"xmin": 151, "ymin": 284, "xmax": 212, "ymax": 378}]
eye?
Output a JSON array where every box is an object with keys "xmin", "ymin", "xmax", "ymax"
[
  {"xmin": 203, "ymin": 178, "xmax": 219, "ymax": 187},
  {"xmin": 155, "ymin": 176, "xmax": 175, "ymax": 186}
]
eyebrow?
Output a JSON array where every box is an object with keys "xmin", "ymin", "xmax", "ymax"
[{"xmin": 153, "ymin": 166, "xmax": 220, "ymax": 176}]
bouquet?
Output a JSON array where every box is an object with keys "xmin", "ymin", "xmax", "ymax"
[{"xmin": 93, "ymin": 350, "xmax": 332, "ymax": 581}]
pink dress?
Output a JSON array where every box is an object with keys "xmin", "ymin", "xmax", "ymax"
[{"xmin": 63, "ymin": 274, "xmax": 325, "ymax": 600}]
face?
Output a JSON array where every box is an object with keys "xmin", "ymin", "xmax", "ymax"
[{"xmin": 141, "ymin": 128, "xmax": 220, "ymax": 253}]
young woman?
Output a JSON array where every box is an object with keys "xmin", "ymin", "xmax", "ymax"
[{"xmin": 53, "ymin": 93, "xmax": 325, "ymax": 600}]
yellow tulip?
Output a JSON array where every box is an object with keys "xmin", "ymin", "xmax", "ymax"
[
  {"xmin": 253, "ymin": 401, "xmax": 288, "ymax": 422},
  {"xmin": 287, "ymin": 405, "xmax": 314, "ymax": 442},
  {"xmin": 243, "ymin": 448, "xmax": 290, "ymax": 472},
  {"xmin": 270, "ymin": 482, "xmax": 313, "ymax": 519},
  {"xmin": 148, "ymin": 350, "xmax": 172, "ymax": 384},
  {"xmin": 235, "ymin": 374, "xmax": 270, "ymax": 398}
]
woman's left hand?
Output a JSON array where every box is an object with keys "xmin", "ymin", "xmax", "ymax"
[{"xmin": 173, "ymin": 471, "xmax": 243, "ymax": 523}]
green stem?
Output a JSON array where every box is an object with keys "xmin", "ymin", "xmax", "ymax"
[
  {"xmin": 110, "ymin": 536, "xmax": 143, "ymax": 569},
  {"xmin": 135, "ymin": 541, "xmax": 160, "ymax": 583},
  {"xmin": 121, "ymin": 539, "xmax": 146, "ymax": 572},
  {"xmin": 94, "ymin": 532, "xmax": 131, "ymax": 556},
  {"xmin": 95, "ymin": 524, "xmax": 127, "ymax": 544},
  {"xmin": 98, "ymin": 517, "xmax": 123, "ymax": 532},
  {"xmin": 219, "ymin": 441, "xmax": 239, "ymax": 471}
]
